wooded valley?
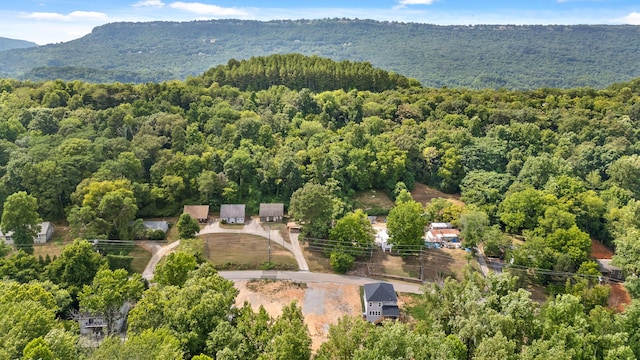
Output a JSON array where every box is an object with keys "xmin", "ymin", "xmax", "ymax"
[
  {"xmin": 2, "ymin": 19, "xmax": 640, "ymax": 89},
  {"xmin": 1, "ymin": 54, "xmax": 640, "ymax": 358}
]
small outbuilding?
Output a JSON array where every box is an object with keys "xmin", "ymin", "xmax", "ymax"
[
  {"xmin": 183, "ymin": 205, "xmax": 210, "ymax": 223},
  {"xmin": 597, "ymin": 259, "xmax": 624, "ymax": 281},
  {"xmin": 259, "ymin": 203, "xmax": 284, "ymax": 222},
  {"xmin": 142, "ymin": 221, "xmax": 169, "ymax": 233},
  {"xmin": 35, "ymin": 222, "xmax": 54, "ymax": 244},
  {"xmin": 363, "ymin": 282, "xmax": 400, "ymax": 324},
  {"xmin": 425, "ymin": 228, "xmax": 461, "ymax": 248},
  {"xmin": 220, "ymin": 204, "xmax": 246, "ymax": 224}
]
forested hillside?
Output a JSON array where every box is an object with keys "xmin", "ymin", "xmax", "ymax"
[
  {"xmin": 2, "ymin": 19, "xmax": 640, "ymax": 89},
  {"xmin": 2, "ymin": 55, "xmax": 640, "ymax": 358},
  {"xmin": 0, "ymin": 36, "xmax": 37, "ymax": 52}
]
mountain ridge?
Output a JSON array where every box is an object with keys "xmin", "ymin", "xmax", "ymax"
[
  {"xmin": 1, "ymin": 19, "xmax": 640, "ymax": 89},
  {"xmin": 0, "ymin": 36, "xmax": 38, "ymax": 52}
]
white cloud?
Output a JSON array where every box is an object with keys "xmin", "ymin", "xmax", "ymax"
[
  {"xmin": 169, "ymin": 2, "xmax": 247, "ymax": 16},
  {"xmin": 133, "ymin": 0, "xmax": 165, "ymax": 8},
  {"xmin": 618, "ymin": 12, "xmax": 640, "ymax": 25},
  {"xmin": 22, "ymin": 11, "xmax": 107, "ymax": 21},
  {"xmin": 397, "ymin": 0, "xmax": 435, "ymax": 5}
]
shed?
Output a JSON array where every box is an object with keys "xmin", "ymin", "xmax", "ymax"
[
  {"xmin": 142, "ymin": 221, "xmax": 169, "ymax": 233},
  {"xmin": 259, "ymin": 203, "xmax": 284, "ymax": 222},
  {"xmin": 220, "ymin": 204, "xmax": 246, "ymax": 224},
  {"xmin": 35, "ymin": 222, "xmax": 54, "ymax": 244},
  {"xmin": 183, "ymin": 205, "xmax": 210, "ymax": 223},
  {"xmin": 597, "ymin": 259, "xmax": 624, "ymax": 281}
]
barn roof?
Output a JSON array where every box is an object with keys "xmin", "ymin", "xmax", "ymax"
[{"xmin": 183, "ymin": 205, "xmax": 209, "ymax": 220}]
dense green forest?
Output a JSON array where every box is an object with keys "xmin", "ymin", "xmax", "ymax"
[
  {"xmin": 2, "ymin": 54, "xmax": 640, "ymax": 358},
  {"xmin": 2, "ymin": 19, "xmax": 640, "ymax": 89}
]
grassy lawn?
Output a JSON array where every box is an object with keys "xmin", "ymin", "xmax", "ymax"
[
  {"xmin": 200, "ymin": 233, "xmax": 298, "ymax": 270},
  {"xmin": 129, "ymin": 245, "xmax": 152, "ymax": 274},
  {"xmin": 354, "ymin": 189, "xmax": 395, "ymax": 212},
  {"xmin": 31, "ymin": 223, "xmax": 73, "ymax": 259}
]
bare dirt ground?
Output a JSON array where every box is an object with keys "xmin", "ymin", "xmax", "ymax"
[
  {"xmin": 609, "ymin": 282, "xmax": 631, "ymax": 312},
  {"xmin": 591, "ymin": 239, "xmax": 614, "ymax": 259},
  {"xmin": 234, "ymin": 279, "xmax": 362, "ymax": 351},
  {"xmin": 411, "ymin": 182, "xmax": 464, "ymax": 207}
]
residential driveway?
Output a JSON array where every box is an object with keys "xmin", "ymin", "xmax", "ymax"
[
  {"xmin": 139, "ymin": 240, "xmax": 181, "ymax": 281},
  {"xmin": 200, "ymin": 218, "xmax": 309, "ymax": 271}
]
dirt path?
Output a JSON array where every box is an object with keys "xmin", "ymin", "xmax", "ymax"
[
  {"xmin": 200, "ymin": 218, "xmax": 309, "ymax": 271},
  {"xmin": 234, "ymin": 278, "xmax": 383, "ymax": 351}
]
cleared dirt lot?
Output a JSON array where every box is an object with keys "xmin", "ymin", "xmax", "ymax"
[{"xmin": 234, "ymin": 279, "xmax": 363, "ymax": 351}]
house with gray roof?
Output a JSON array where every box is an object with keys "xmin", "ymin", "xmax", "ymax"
[
  {"xmin": 220, "ymin": 204, "xmax": 246, "ymax": 224},
  {"xmin": 259, "ymin": 203, "xmax": 284, "ymax": 222},
  {"xmin": 363, "ymin": 282, "xmax": 400, "ymax": 324},
  {"xmin": 1, "ymin": 222, "xmax": 54, "ymax": 245}
]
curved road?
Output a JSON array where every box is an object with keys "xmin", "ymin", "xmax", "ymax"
[
  {"xmin": 140, "ymin": 219, "xmax": 423, "ymax": 294},
  {"xmin": 199, "ymin": 218, "xmax": 309, "ymax": 271}
]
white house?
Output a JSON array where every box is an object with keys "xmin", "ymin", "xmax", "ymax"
[
  {"xmin": 35, "ymin": 222, "xmax": 54, "ymax": 244},
  {"xmin": 363, "ymin": 282, "xmax": 400, "ymax": 324},
  {"xmin": 220, "ymin": 204, "xmax": 245, "ymax": 224},
  {"xmin": 0, "ymin": 222, "xmax": 54, "ymax": 245}
]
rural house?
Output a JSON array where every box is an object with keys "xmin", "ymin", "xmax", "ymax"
[
  {"xmin": 0, "ymin": 222, "xmax": 54, "ymax": 245},
  {"xmin": 77, "ymin": 303, "xmax": 131, "ymax": 336},
  {"xmin": 35, "ymin": 222, "xmax": 54, "ymax": 244},
  {"xmin": 363, "ymin": 282, "xmax": 400, "ymax": 324},
  {"xmin": 597, "ymin": 259, "xmax": 624, "ymax": 281},
  {"xmin": 220, "ymin": 204, "xmax": 246, "ymax": 224},
  {"xmin": 183, "ymin": 205, "xmax": 210, "ymax": 223},
  {"xmin": 259, "ymin": 203, "xmax": 284, "ymax": 222}
]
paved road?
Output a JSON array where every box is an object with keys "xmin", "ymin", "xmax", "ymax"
[
  {"xmin": 200, "ymin": 218, "xmax": 310, "ymax": 271},
  {"xmin": 140, "ymin": 240, "xmax": 181, "ymax": 281},
  {"xmin": 138, "ymin": 221, "xmax": 423, "ymax": 294},
  {"xmin": 219, "ymin": 270, "xmax": 423, "ymax": 294}
]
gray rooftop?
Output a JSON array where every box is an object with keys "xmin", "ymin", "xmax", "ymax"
[
  {"xmin": 364, "ymin": 282, "xmax": 397, "ymax": 302},
  {"xmin": 220, "ymin": 204, "xmax": 246, "ymax": 219},
  {"xmin": 259, "ymin": 203, "xmax": 284, "ymax": 217}
]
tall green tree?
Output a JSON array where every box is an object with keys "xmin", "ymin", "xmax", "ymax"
[
  {"xmin": 289, "ymin": 182, "xmax": 334, "ymax": 239},
  {"xmin": 329, "ymin": 209, "xmax": 375, "ymax": 251},
  {"xmin": 154, "ymin": 251, "xmax": 198, "ymax": 287},
  {"xmin": 177, "ymin": 213, "xmax": 200, "ymax": 239},
  {"xmin": 387, "ymin": 200, "xmax": 427, "ymax": 253},
  {"xmin": 1, "ymin": 191, "xmax": 41, "ymax": 254},
  {"xmin": 44, "ymin": 239, "xmax": 106, "ymax": 297},
  {"xmin": 79, "ymin": 268, "xmax": 145, "ymax": 335}
]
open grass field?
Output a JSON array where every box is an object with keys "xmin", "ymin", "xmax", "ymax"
[
  {"xmin": 354, "ymin": 189, "xmax": 395, "ymax": 212},
  {"xmin": 200, "ymin": 233, "xmax": 298, "ymax": 270}
]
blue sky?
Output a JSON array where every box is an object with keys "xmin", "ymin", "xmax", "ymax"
[{"xmin": 2, "ymin": 0, "xmax": 640, "ymax": 45}]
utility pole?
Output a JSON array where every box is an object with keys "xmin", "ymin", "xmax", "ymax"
[{"xmin": 268, "ymin": 223, "xmax": 272, "ymax": 263}]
